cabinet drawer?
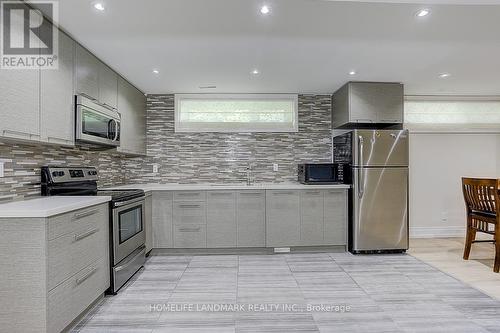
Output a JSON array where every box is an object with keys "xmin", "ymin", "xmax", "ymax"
[
  {"xmin": 48, "ymin": 205, "xmax": 108, "ymax": 290},
  {"xmin": 173, "ymin": 224, "xmax": 206, "ymax": 248},
  {"xmin": 48, "ymin": 204, "xmax": 107, "ymax": 240},
  {"xmin": 48, "ymin": 257, "xmax": 108, "ymax": 333},
  {"xmin": 173, "ymin": 191, "xmax": 206, "ymax": 202},
  {"xmin": 173, "ymin": 201, "xmax": 206, "ymax": 224},
  {"xmin": 48, "ymin": 224, "xmax": 106, "ymax": 290}
]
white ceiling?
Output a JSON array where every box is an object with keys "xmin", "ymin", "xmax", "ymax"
[{"xmin": 35, "ymin": 0, "xmax": 500, "ymax": 95}]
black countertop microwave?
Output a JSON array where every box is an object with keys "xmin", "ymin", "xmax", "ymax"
[{"xmin": 298, "ymin": 163, "xmax": 349, "ymax": 184}]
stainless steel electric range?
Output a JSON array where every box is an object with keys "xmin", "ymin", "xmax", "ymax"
[{"xmin": 41, "ymin": 166, "xmax": 146, "ymax": 294}]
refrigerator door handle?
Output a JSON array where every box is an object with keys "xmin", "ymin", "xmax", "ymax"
[{"xmin": 358, "ymin": 135, "xmax": 365, "ymax": 198}]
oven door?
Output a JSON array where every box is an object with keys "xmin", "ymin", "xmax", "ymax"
[{"xmin": 112, "ymin": 198, "xmax": 146, "ymax": 265}]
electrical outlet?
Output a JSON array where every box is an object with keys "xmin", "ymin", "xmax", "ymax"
[
  {"xmin": 273, "ymin": 163, "xmax": 279, "ymax": 172},
  {"xmin": 0, "ymin": 162, "xmax": 3, "ymax": 178},
  {"xmin": 152, "ymin": 164, "xmax": 159, "ymax": 173}
]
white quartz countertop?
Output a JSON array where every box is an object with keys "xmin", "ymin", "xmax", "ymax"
[
  {"xmin": 0, "ymin": 196, "xmax": 112, "ymax": 218},
  {"xmin": 105, "ymin": 183, "xmax": 351, "ymax": 193}
]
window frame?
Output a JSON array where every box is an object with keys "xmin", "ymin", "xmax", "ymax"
[
  {"xmin": 174, "ymin": 93, "xmax": 299, "ymax": 133},
  {"xmin": 404, "ymin": 95, "xmax": 500, "ymax": 134}
]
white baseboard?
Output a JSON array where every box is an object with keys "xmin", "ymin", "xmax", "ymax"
[{"xmin": 410, "ymin": 226, "xmax": 465, "ymax": 238}]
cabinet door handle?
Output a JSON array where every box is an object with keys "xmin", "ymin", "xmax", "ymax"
[
  {"xmin": 304, "ymin": 190, "xmax": 321, "ymax": 194},
  {"xmin": 47, "ymin": 136, "xmax": 73, "ymax": 145},
  {"xmin": 355, "ymin": 119, "xmax": 374, "ymax": 123},
  {"xmin": 210, "ymin": 192, "xmax": 233, "ymax": 196},
  {"xmin": 379, "ymin": 119, "xmax": 399, "ymax": 123},
  {"xmin": 177, "ymin": 192, "xmax": 201, "ymax": 196},
  {"xmin": 74, "ymin": 228, "xmax": 99, "ymax": 241},
  {"xmin": 239, "ymin": 192, "xmax": 262, "ymax": 196},
  {"xmin": 3, "ymin": 129, "xmax": 33, "ymax": 139},
  {"xmin": 273, "ymin": 191, "xmax": 294, "ymax": 195},
  {"xmin": 76, "ymin": 267, "xmax": 97, "ymax": 285},
  {"xmin": 178, "ymin": 227, "xmax": 201, "ymax": 232},
  {"xmin": 73, "ymin": 209, "xmax": 99, "ymax": 220},
  {"xmin": 179, "ymin": 204, "xmax": 201, "ymax": 209}
]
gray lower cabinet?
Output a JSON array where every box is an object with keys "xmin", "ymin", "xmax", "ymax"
[
  {"xmin": 324, "ymin": 190, "xmax": 347, "ymax": 245},
  {"xmin": 145, "ymin": 193, "xmax": 153, "ymax": 253},
  {"xmin": 266, "ymin": 190, "xmax": 301, "ymax": 247},
  {"xmin": 75, "ymin": 44, "xmax": 99, "ymax": 100},
  {"xmin": 236, "ymin": 190, "xmax": 265, "ymax": 247},
  {"xmin": 173, "ymin": 199, "xmax": 207, "ymax": 248},
  {"xmin": 0, "ymin": 203, "xmax": 110, "ymax": 333},
  {"xmin": 207, "ymin": 191, "xmax": 236, "ymax": 247},
  {"xmin": 151, "ymin": 189, "xmax": 347, "ymax": 249},
  {"xmin": 152, "ymin": 191, "xmax": 173, "ymax": 248},
  {"xmin": 300, "ymin": 190, "xmax": 324, "ymax": 246},
  {"xmin": 40, "ymin": 30, "xmax": 75, "ymax": 146}
]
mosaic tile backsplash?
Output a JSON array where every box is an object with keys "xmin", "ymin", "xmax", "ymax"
[
  {"xmin": 0, "ymin": 94, "xmax": 333, "ymax": 201},
  {"xmin": 124, "ymin": 94, "xmax": 333, "ymax": 184},
  {"xmin": 0, "ymin": 141, "xmax": 125, "ymax": 202}
]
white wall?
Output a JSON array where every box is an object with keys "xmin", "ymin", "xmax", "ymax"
[{"xmin": 409, "ymin": 133, "xmax": 499, "ymax": 238}]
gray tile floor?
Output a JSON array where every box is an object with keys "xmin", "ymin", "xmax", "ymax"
[{"xmin": 73, "ymin": 252, "xmax": 500, "ymax": 333}]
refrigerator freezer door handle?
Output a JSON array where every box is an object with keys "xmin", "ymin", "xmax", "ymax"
[{"xmin": 358, "ymin": 135, "xmax": 365, "ymax": 198}]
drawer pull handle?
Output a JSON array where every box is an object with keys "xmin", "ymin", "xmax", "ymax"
[
  {"xmin": 273, "ymin": 192, "xmax": 294, "ymax": 195},
  {"xmin": 305, "ymin": 191, "xmax": 321, "ymax": 194},
  {"xmin": 240, "ymin": 192, "xmax": 262, "ymax": 196},
  {"xmin": 179, "ymin": 204, "xmax": 201, "ymax": 209},
  {"xmin": 178, "ymin": 227, "xmax": 201, "ymax": 232},
  {"xmin": 74, "ymin": 228, "xmax": 99, "ymax": 241},
  {"xmin": 76, "ymin": 267, "xmax": 97, "ymax": 285},
  {"xmin": 73, "ymin": 209, "xmax": 99, "ymax": 220},
  {"xmin": 178, "ymin": 193, "xmax": 200, "ymax": 196},
  {"xmin": 210, "ymin": 193, "xmax": 233, "ymax": 196}
]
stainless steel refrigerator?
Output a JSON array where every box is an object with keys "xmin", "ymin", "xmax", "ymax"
[{"xmin": 333, "ymin": 129, "xmax": 409, "ymax": 253}]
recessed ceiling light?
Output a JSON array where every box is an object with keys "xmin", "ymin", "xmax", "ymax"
[
  {"xmin": 152, "ymin": 69, "xmax": 160, "ymax": 74},
  {"xmin": 252, "ymin": 69, "xmax": 260, "ymax": 75},
  {"xmin": 349, "ymin": 71, "xmax": 356, "ymax": 76},
  {"xmin": 260, "ymin": 5, "xmax": 270, "ymax": 15},
  {"xmin": 416, "ymin": 9, "xmax": 430, "ymax": 17},
  {"xmin": 438, "ymin": 73, "xmax": 451, "ymax": 78},
  {"xmin": 93, "ymin": 2, "xmax": 105, "ymax": 11}
]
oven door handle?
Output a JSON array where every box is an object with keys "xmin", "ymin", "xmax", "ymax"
[{"xmin": 115, "ymin": 246, "xmax": 145, "ymax": 272}]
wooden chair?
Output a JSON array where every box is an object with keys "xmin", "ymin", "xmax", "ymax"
[{"xmin": 461, "ymin": 178, "xmax": 500, "ymax": 272}]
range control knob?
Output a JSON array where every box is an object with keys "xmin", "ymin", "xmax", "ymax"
[{"xmin": 58, "ymin": 171, "xmax": 65, "ymax": 177}]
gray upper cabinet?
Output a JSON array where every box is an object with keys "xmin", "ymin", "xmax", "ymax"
[
  {"xmin": 236, "ymin": 191, "xmax": 266, "ymax": 247},
  {"xmin": 98, "ymin": 63, "xmax": 118, "ymax": 109},
  {"xmin": 207, "ymin": 191, "xmax": 236, "ymax": 247},
  {"xmin": 332, "ymin": 82, "xmax": 404, "ymax": 129},
  {"xmin": 266, "ymin": 190, "xmax": 301, "ymax": 247},
  {"xmin": 0, "ymin": 4, "xmax": 40, "ymax": 142},
  {"xmin": 40, "ymin": 30, "xmax": 75, "ymax": 146},
  {"xmin": 117, "ymin": 77, "xmax": 147, "ymax": 156},
  {"xmin": 300, "ymin": 190, "xmax": 324, "ymax": 246},
  {"xmin": 75, "ymin": 44, "xmax": 99, "ymax": 100}
]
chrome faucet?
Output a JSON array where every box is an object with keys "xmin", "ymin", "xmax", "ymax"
[{"xmin": 246, "ymin": 165, "xmax": 253, "ymax": 186}]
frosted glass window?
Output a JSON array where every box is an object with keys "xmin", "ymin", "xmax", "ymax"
[
  {"xmin": 175, "ymin": 94, "xmax": 298, "ymax": 132},
  {"xmin": 404, "ymin": 99, "xmax": 500, "ymax": 131}
]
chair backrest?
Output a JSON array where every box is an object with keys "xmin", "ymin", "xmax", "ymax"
[{"xmin": 462, "ymin": 177, "xmax": 500, "ymax": 215}]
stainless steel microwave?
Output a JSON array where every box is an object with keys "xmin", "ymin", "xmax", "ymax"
[{"xmin": 75, "ymin": 95, "xmax": 121, "ymax": 147}]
